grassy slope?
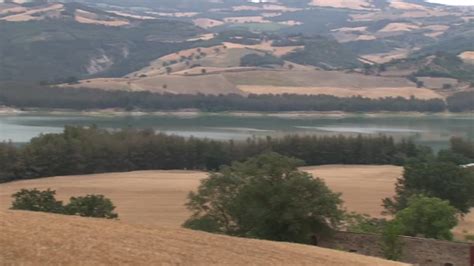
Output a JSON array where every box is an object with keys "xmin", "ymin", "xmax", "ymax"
[{"xmin": 0, "ymin": 210, "xmax": 406, "ymax": 265}]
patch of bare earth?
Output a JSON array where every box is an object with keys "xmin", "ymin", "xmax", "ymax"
[
  {"xmin": 459, "ymin": 51, "xmax": 474, "ymax": 64},
  {"xmin": 193, "ymin": 18, "xmax": 224, "ymax": 28},
  {"xmin": 0, "ymin": 3, "xmax": 63, "ymax": 22},
  {"xmin": 75, "ymin": 9, "xmax": 129, "ymax": 26},
  {"xmin": 0, "ymin": 211, "xmax": 405, "ymax": 265},
  {"xmin": 310, "ymin": 0, "xmax": 374, "ymax": 10}
]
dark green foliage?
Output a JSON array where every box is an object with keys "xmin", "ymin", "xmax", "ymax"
[
  {"xmin": 10, "ymin": 188, "xmax": 118, "ymax": 219},
  {"xmin": 0, "ymin": 83, "xmax": 447, "ymax": 112},
  {"xmin": 65, "ymin": 194, "xmax": 118, "ymax": 219},
  {"xmin": 283, "ymin": 37, "xmax": 361, "ymax": 69},
  {"xmin": 449, "ymin": 137, "xmax": 474, "ymax": 160},
  {"xmin": 344, "ymin": 213, "xmax": 387, "ymax": 234},
  {"xmin": 447, "ymin": 91, "xmax": 474, "ymax": 112},
  {"xmin": 0, "ymin": 126, "xmax": 426, "ymax": 183},
  {"xmin": 381, "ymin": 221, "xmax": 404, "ymax": 261},
  {"xmin": 394, "ymin": 195, "xmax": 458, "ymax": 240},
  {"xmin": 0, "ymin": 19, "xmax": 204, "ymax": 82},
  {"xmin": 240, "ymin": 53, "xmax": 284, "ymax": 67},
  {"xmin": 11, "ymin": 188, "xmax": 64, "ymax": 213},
  {"xmin": 0, "ymin": 142, "xmax": 19, "ymax": 183},
  {"xmin": 183, "ymin": 153, "xmax": 344, "ymax": 243},
  {"xmin": 383, "ymin": 159, "xmax": 474, "ymax": 214},
  {"xmin": 413, "ymin": 52, "xmax": 474, "ymax": 83}
]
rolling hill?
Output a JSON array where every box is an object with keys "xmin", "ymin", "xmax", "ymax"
[
  {"xmin": 0, "ymin": 210, "xmax": 406, "ymax": 265},
  {"xmin": 0, "ymin": 167, "xmax": 471, "ymax": 240},
  {"xmin": 0, "ymin": 0, "xmax": 473, "ymax": 99}
]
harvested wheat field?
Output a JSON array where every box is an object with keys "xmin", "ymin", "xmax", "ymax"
[
  {"xmin": 0, "ymin": 171, "xmax": 206, "ymax": 227},
  {"xmin": 238, "ymin": 85, "xmax": 443, "ymax": 99},
  {"xmin": 0, "ymin": 211, "xmax": 405, "ymax": 266},
  {"xmin": 303, "ymin": 165, "xmax": 474, "ymax": 239},
  {"xmin": 0, "ymin": 166, "xmax": 471, "ymax": 239}
]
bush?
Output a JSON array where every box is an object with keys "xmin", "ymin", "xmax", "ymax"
[
  {"xmin": 11, "ymin": 188, "xmax": 64, "ymax": 213},
  {"xmin": 10, "ymin": 189, "xmax": 118, "ymax": 219},
  {"xmin": 65, "ymin": 194, "xmax": 118, "ymax": 219},
  {"xmin": 183, "ymin": 153, "xmax": 344, "ymax": 244},
  {"xmin": 381, "ymin": 221, "xmax": 404, "ymax": 261},
  {"xmin": 394, "ymin": 195, "xmax": 458, "ymax": 240}
]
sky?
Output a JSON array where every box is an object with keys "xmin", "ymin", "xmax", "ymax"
[{"xmin": 427, "ymin": 0, "xmax": 474, "ymax": 5}]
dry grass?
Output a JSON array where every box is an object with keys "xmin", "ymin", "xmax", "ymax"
[
  {"xmin": 193, "ymin": 18, "xmax": 224, "ymax": 28},
  {"xmin": 238, "ymin": 85, "xmax": 442, "ymax": 99},
  {"xmin": 389, "ymin": 0, "xmax": 427, "ymax": 10},
  {"xmin": 378, "ymin": 23, "xmax": 419, "ymax": 33},
  {"xmin": 75, "ymin": 10, "xmax": 129, "ymax": 27},
  {"xmin": 0, "ymin": 171, "xmax": 205, "ymax": 227},
  {"xmin": 459, "ymin": 51, "xmax": 474, "ymax": 64},
  {"xmin": 0, "ymin": 166, "xmax": 471, "ymax": 240},
  {"xmin": 361, "ymin": 49, "xmax": 411, "ymax": 64},
  {"xmin": 67, "ymin": 74, "xmax": 240, "ymax": 95},
  {"xmin": 0, "ymin": 211, "xmax": 406, "ymax": 266},
  {"xmin": 310, "ymin": 0, "xmax": 373, "ymax": 10},
  {"xmin": 0, "ymin": 3, "xmax": 63, "ymax": 22},
  {"xmin": 303, "ymin": 165, "xmax": 474, "ymax": 239}
]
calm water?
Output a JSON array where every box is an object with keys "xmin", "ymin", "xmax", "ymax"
[{"xmin": 1, "ymin": 113, "xmax": 473, "ymax": 150}]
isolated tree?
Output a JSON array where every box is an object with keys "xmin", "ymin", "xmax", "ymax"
[
  {"xmin": 65, "ymin": 194, "xmax": 118, "ymax": 219},
  {"xmin": 394, "ymin": 195, "xmax": 458, "ymax": 240},
  {"xmin": 183, "ymin": 153, "xmax": 344, "ymax": 243},
  {"xmin": 11, "ymin": 189, "xmax": 64, "ymax": 213}
]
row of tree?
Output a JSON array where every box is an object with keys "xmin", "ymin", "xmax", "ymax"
[
  {"xmin": 0, "ymin": 83, "xmax": 454, "ymax": 112},
  {"xmin": 0, "ymin": 126, "xmax": 426, "ymax": 183}
]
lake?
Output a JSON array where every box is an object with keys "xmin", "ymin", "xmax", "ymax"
[{"xmin": 1, "ymin": 112, "xmax": 473, "ymax": 150}]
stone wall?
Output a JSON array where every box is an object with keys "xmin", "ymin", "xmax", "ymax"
[{"xmin": 319, "ymin": 231, "xmax": 473, "ymax": 266}]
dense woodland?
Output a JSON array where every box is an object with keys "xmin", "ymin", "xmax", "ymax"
[
  {"xmin": 0, "ymin": 126, "xmax": 427, "ymax": 183},
  {"xmin": 0, "ymin": 83, "xmax": 454, "ymax": 112}
]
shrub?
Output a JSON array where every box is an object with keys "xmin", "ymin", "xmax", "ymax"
[
  {"xmin": 11, "ymin": 188, "xmax": 64, "ymax": 213},
  {"xmin": 10, "ymin": 189, "xmax": 118, "ymax": 219},
  {"xmin": 65, "ymin": 194, "xmax": 118, "ymax": 219}
]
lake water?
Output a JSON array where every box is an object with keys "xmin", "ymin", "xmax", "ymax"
[{"xmin": 1, "ymin": 113, "xmax": 473, "ymax": 150}]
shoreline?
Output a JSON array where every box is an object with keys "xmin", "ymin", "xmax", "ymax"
[{"xmin": 0, "ymin": 106, "xmax": 473, "ymax": 119}]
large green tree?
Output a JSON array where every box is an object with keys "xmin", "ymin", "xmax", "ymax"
[
  {"xmin": 183, "ymin": 153, "xmax": 344, "ymax": 244},
  {"xmin": 383, "ymin": 160, "xmax": 474, "ymax": 214},
  {"xmin": 394, "ymin": 195, "xmax": 458, "ymax": 240}
]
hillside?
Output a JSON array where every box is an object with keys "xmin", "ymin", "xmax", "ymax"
[
  {"xmin": 0, "ymin": 0, "xmax": 473, "ymax": 99},
  {"xmin": 0, "ymin": 210, "xmax": 406, "ymax": 265},
  {"xmin": 0, "ymin": 167, "xmax": 471, "ymax": 240}
]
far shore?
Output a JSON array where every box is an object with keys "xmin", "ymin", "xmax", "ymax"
[{"xmin": 0, "ymin": 106, "xmax": 473, "ymax": 119}]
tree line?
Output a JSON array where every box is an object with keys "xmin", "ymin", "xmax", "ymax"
[
  {"xmin": 0, "ymin": 83, "xmax": 451, "ymax": 112},
  {"xmin": 0, "ymin": 126, "xmax": 426, "ymax": 183}
]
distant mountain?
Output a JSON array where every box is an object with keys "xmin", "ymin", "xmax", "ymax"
[{"xmin": 0, "ymin": 0, "xmax": 472, "ymax": 97}]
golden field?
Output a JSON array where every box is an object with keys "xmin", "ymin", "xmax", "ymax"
[
  {"xmin": 0, "ymin": 165, "xmax": 471, "ymax": 239},
  {"xmin": 0, "ymin": 210, "xmax": 406, "ymax": 265}
]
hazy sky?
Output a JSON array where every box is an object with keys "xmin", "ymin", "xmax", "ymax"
[{"xmin": 427, "ymin": 0, "xmax": 474, "ymax": 5}]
